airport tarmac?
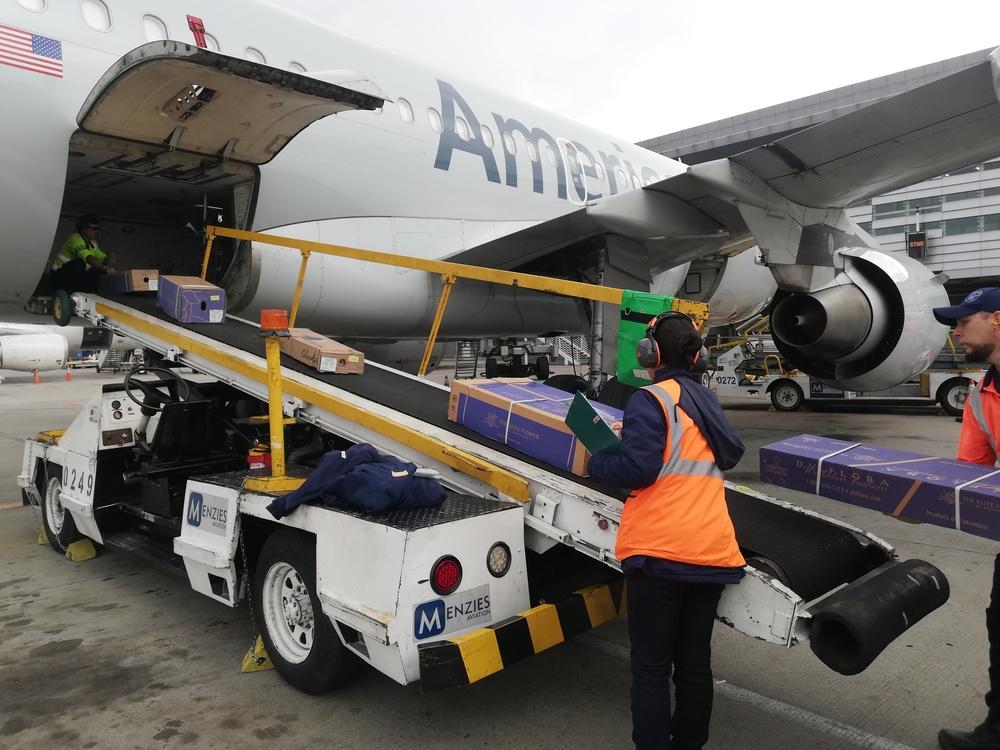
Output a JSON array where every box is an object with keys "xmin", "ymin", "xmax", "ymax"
[{"xmin": 0, "ymin": 370, "xmax": 996, "ymax": 749}]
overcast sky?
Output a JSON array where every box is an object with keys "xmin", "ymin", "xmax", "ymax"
[{"xmin": 277, "ymin": 1, "xmax": 1000, "ymax": 143}]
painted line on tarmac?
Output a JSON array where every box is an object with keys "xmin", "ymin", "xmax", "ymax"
[
  {"xmin": 577, "ymin": 634, "xmax": 918, "ymax": 750},
  {"xmin": 0, "ymin": 502, "xmax": 23, "ymax": 511}
]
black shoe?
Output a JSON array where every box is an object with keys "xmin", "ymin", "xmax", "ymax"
[{"xmin": 939, "ymin": 723, "xmax": 1000, "ymax": 750}]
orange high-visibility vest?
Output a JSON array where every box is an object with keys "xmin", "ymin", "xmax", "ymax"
[
  {"xmin": 961, "ymin": 372, "xmax": 1000, "ymax": 466},
  {"xmin": 615, "ymin": 379, "xmax": 745, "ymax": 568}
]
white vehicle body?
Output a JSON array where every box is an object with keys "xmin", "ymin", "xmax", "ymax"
[
  {"xmin": 15, "ymin": 293, "xmax": 952, "ymax": 690},
  {"xmin": 712, "ymin": 339, "xmax": 983, "ymax": 415}
]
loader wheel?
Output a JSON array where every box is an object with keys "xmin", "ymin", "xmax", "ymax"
[
  {"xmin": 484, "ymin": 357, "xmax": 499, "ymax": 378},
  {"xmin": 770, "ymin": 380, "xmax": 804, "ymax": 411},
  {"xmin": 254, "ymin": 530, "xmax": 360, "ymax": 694},
  {"xmin": 937, "ymin": 378, "xmax": 971, "ymax": 417},
  {"xmin": 534, "ymin": 356, "xmax": 550, "ymax": 381},
  {"xmin": 41, "ymin": 464, "xmax": 81, "ymax": 554},
  {"xmin": 52, "ymin": 289, "xmax": 72, "ymax": 327}
]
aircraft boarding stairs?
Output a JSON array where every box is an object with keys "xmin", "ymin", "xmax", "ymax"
[{"xmin": 68, "ymin": 289, "xmax": 950, "ymax": 678}]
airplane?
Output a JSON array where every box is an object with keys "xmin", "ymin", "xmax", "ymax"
[
  {"xmin": 0, "ymin": 321, "xmax": 139, "ymax": 374},
  {"xmin": 1, "ymin": 1, "xmax": 998, "ymax": 392}
]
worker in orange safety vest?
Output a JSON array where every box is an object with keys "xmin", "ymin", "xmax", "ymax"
[
  {"xmin": 935, "ymin": 288, "xmax": 1000, "ymax": 750},
  {"xmin": 588, "ymin": 312, "xmax": 746, "ymax": 750}
]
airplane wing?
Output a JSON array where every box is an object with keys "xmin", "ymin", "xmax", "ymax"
[{"xmin": 450, "ymin": 48, "xmax": 1000, "ymax": 273}]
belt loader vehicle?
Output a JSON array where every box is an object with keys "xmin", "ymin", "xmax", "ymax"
[{"xmin": 17, "ymin": 239, "xmax": 951, "ymax": 693}]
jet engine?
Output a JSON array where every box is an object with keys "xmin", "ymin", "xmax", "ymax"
[
  {"xmin": 768, "ymin": 249, "xmax": 948, "ymax": 391},
  {"xmin": 0, "ymin": 333, "xmax": 68, "ymax": 372}
]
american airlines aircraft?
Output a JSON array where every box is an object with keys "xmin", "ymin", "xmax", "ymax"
[{"xmin": 2, "ymin": 1, "xmax": 999, "ymax": 389}]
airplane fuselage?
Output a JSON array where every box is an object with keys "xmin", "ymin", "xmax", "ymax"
[{"xmin": 0, "ymin": 1, "xmax": 685, "ymax": 332}]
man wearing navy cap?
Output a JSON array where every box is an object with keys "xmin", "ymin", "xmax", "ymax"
[{"xmin": 934, "ymin": 288, "xmax": 1000, "ymax": 750}]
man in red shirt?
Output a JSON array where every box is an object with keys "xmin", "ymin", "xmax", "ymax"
[{"xmin": 934, "ymin": 288, "xmax": 1000, "ymax": 750}]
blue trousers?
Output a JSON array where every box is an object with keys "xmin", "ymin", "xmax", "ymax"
[{"xmin": 626, "ymin": 571, "xmax": 723, "ymax": 750}]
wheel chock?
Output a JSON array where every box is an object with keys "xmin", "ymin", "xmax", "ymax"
[
  {"xmin": 241, "ymin": 635, "xmax": 273, "ymax": 673},
  {"xmin": 65, "ymin": 539, "xmax": 97, "ymax": 561},
  {"xmin": 36, "ymin": 528, "xmax": 48, "ymax": 546}
]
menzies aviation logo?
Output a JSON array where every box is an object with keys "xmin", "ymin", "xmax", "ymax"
[
  {"xmin": 413, "ymin": 584, "xmax": 492, "ymax": 640},
  {"xmin": 187, "ymin": 493, "xmax": 203, "ymax": 527},
  {"xmin": 185, "ymin": 492, "xmax": 228, "ymax": 535}
]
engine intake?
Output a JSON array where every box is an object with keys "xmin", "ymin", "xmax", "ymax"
[{"xmin": 768, "ymin": 249, "xmax": 949, "ymax": 391}]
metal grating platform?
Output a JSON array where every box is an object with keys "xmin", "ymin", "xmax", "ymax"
[{"xmin": 199, "ymin": 469, "xmax": 514, "ymax": 531}]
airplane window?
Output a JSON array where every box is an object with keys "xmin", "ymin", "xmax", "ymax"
[
  {"xmin": 428, "ymin": 107, "xmax": 443, "ymax": 133},
  {"xmin": 480, "ymin": 125, "xmax": 494, "ymax": 149},
  {"xmin": 289, "ymin": 61, "xmax": 306, "ymax": 73},
  {"xmin": 526, "ymin": 141, "xmax": 539, "ymax": 162},
  {"xmin": 80, "ymin": 0, "xmax": 111, "ymax": 31},
  {"xmin": 503, "ymin": 132, "xmax": 516, "ymax": 155},
  {"xmin": 397, "ymin": 98, "xmax": 414, "ymax": 123},
  {"xmin": 203, "ymin": 32, "xmax": 220, "ymax": 51},
  {"xmin": 245, "ymin": 47, "xmax": 266, "ymax": 64},
  {"xmin": 615, "ymin": 168, "xmax": 627, "ymax": 189},
  {"xmin": 631, "ymin": 174, "xmax": 641, "ymax": 189},
  {"xmin": 141, "ymin": 15, "xmax": 168, "ymax": 42},
  {"xmin": 15, "ymin": 0, "xmax": 46, "ymax": 11},
  {"xmin": 455, "ymin": 116, "xmax": 470, "ymax": 141}
]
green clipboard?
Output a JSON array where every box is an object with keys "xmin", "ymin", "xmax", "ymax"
[{"xmin": 565, "ymin": 391, "xmax": 621, "ymax": 456}]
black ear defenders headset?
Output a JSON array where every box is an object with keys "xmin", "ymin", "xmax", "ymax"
[{"xmin": 635, "ymin": 311, "xmax": 701, "ymax": 369}]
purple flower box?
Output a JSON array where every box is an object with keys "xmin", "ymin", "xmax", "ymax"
[
  {"xmin": 760, "ymin": 434, "xmax": 1000, "ymax": 541},
  {"xmin": 156, "ymin": 275, "xmax": 226, "ymax": 324},
  {"xmin": 447, "ymin": 379, "xmax": 622, "ymax": 476}
]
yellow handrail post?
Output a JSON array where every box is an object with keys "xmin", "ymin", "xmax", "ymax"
[
  {"xmin": 244, "ymin": 309, "xmax": 305, "ymax": 494},
  {"xmin": 289, "ymin": 250, "xmax": 311, "ymax": 328},
  {"xmin": 419, "ymin": 274, "xmax": 457, "ymax": 377},
  {"xmin": 199, "ymin": 228, "xmax": 216, "ymax": 280}
]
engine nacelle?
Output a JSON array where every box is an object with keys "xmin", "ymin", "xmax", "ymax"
[
  {"xmin": 0, "ymin": 333, "xmax": 68, "ymax": 372},
  {"xmin": 769, "ymin": 249, "xmax": 949, "ymax": 391},
  {"xmin": 652, "ymin": 247, "xmax": 777, "ymax": 328}
]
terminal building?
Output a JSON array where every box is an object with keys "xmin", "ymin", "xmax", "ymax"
[{"xmin": 639, "ymin": 49, "xmax": 1000, "ymax": 300}]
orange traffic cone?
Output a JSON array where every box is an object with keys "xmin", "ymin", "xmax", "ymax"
[
  {"xmin": 65, "ymin": 369, "xmax": 72, "ymax": 382},
  {"xmin": 32, "ymin": 369, "xmax": 40, "ymax": 384}
]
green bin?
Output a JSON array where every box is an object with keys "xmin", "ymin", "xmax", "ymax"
[{"xmin": 616, "ymin": 290, "xmax": 676, "ymax": 387}]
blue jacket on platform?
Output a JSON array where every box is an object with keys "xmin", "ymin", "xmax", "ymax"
[{"xmin": 266, "ymin": 444, "xmax": 446, "ymax": 519}]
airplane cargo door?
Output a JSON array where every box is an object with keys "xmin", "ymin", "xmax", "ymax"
[
  {"xmin": 49, "ymin": 42, "xmax": 387, "ymax": 288},
  {"xmin": 77, "ymin": 41, "xmax": 385, "ymax": 165}
]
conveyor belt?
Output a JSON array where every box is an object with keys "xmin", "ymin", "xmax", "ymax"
[
  {"xmin": 100, "ymin": 294, "xmax": 891, "ymax": 599},
  {"xmin": 103, "ymin": 293, "xmax": 619, "ymax": 495}
]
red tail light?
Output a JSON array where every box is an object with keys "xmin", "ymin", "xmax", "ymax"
[{"xmin": 431, "ymin": 556, "xmax": 462, "ymax": 595}]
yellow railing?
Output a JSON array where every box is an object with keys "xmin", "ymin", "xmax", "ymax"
[{"xmin": 200, "ymin": 226, "xmax": 710, "ymax": 376}]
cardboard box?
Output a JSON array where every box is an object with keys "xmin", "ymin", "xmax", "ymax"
[
  {"xmin": 448, "ymin": 378, "xmax": 623, "ymax": 476},
  {"xmin": 760, "ymin": 434, "xmax": 1000, "ymax": 541},
  {"xmin": 278, "ymin": 328, "xmax": 364, "ymax": 374},
  {"xmin": 156, "ymin": 275, "xmax": 226, "ymax": 324},
  {"xmin": 99, "ymin": 269, "xmax": 159, "ymax": 294}
]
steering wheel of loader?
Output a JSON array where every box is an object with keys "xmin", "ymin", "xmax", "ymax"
[{"xmin": 124, "ymin": 365, "xmax": 192, "ymax": 414}]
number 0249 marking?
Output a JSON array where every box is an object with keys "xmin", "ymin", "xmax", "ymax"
[{"xmin": 66, "ymin": 466, "xmax": 94, "ymax": 497}]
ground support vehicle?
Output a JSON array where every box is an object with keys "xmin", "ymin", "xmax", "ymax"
[
  {"xmin": 17, "ymin": 289, "xmax": 951, "ymax": 692},
  {"xmin": 711, "ymin": 339, "xmax": 982, "ymax": 415}
]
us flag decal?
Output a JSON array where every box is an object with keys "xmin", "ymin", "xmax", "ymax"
[{"xmin": 0, "ymin": 23, "xmax": 63, "ymax": 78}]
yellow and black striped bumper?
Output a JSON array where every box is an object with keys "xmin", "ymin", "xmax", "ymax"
[{"xmin": 418, "ymin": 579, "xmax": 626, "ymax": 690}]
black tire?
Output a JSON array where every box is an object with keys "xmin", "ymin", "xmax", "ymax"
[
  {"xmin": 40, "ymin": 463, "xmax": 81, "ymax": 554},
  {"xmin": 52, "ymin": 289, "xmax": 73, "ymax": 326},
  {"xmin": 253, "ymin": 530, "xmax": 360, "ymax": 694},
  {"xmin": 484, "ymin": 356, "xmax": 499, "ymax": 379},
  {"xmin": 937, "ymin": 377, "xmax": 971, "ymax": 417},
  {"xmin": 544, "ymin": 374, "xmax": 589, "ymax": 394},
  {"xmin": 534, "ymin": 356, "xmax": 550, "ymax": 381},
  {"xmin": 770, "ymin": 380, "xmax": 804, "ymax": 411}
]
